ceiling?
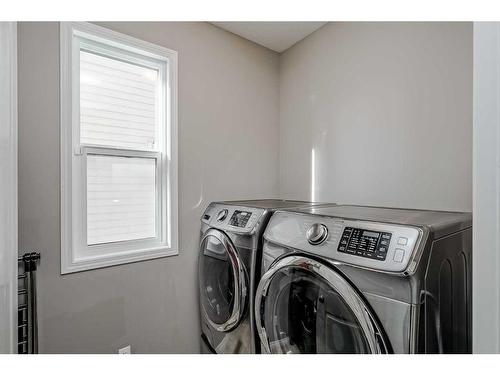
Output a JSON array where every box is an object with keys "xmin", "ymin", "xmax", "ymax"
[{"xmin": 212, "ymin": 22, "xmax": 327, "ymax": 53}]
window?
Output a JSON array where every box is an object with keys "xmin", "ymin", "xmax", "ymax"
[{"xmin": 60, "ymin": 22, "xmax": 178, "ymax": 273}]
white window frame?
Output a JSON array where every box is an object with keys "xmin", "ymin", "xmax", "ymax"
[{"xmin": 60, "ymin": 22, "xmax": 178, "ymax": 274}]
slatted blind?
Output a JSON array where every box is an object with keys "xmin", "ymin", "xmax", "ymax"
[
  {"xmin": 86, "ymin": 154, "xmax": 156, "ymax": 245},
  {"xmin": 80, "ymin": 50, "xmax": 159, "ymax": 150},
  {"xmin": 80, "ymin": 49, "xmax": 161, "ymax": 246}
]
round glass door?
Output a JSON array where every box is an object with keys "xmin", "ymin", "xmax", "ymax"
[
  {"xmin": 199, "ymin": 229, "xmax": 246, "ymax": 332},
  {"xmin": 255, "ymin": 256, "xmax": 386, "ymax": 354}
]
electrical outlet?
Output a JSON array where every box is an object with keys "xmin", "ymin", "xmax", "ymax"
[{"xmin": 118, "ymin": 345, "xmax": 131, "ymax": 354}]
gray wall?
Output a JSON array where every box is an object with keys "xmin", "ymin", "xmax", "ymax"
[
  {"xmin": 17, "ymin": 22, "xmax": 280, "ymax": 353},
  {"xmin": 279, "ymin": 22, "xmax": 473, "ymax": 211},
  {"xmin": 17, "ymin": 21, "xmax": 473, "ymax": 354}
]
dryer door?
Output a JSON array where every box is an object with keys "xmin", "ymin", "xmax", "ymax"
[
  {"xmin": 199, "ymin": 229, "xmax": 247, "ymax": 332},
  {"xmin": 255, "ymin": 255, "xmax": 388, "ymax": 354}
]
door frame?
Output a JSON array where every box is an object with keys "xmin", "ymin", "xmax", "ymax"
[
  {"xmin": 0, "ymin": 21, "xmax": 18, "ymax": 354},
  {"xmin": 254, "ymin": 255, "xmax": 387, "ymax": 354},
  {"xmin": 199, "ymin": 228, "xmax": 247, "ymax": 332},
  {"xmin": 473, "ymin": 22, "xmax": 500, "ymax": 353}
]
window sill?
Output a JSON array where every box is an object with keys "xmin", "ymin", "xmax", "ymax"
[{"xmin": 61, "ymin": 245, "xmax": 179, "ymax": 274}]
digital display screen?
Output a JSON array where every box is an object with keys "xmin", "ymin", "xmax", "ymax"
[
  {"xmin": 229, "ymin": 210, "xmax": 252, "ymax": 228},
  {"xmin": 337, "ymin": 227, "xmax": 392, "ymax": 261},
  {"xmin": 362, "ymin": 231, "xmax": 380, "ymax": 238}
]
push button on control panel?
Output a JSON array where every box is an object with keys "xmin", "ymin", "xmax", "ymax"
[
  {"xmin": 397, "ymin": 237, "xmax": 408, "ymax": 246},
  {"xmin": 337, "ymin": 227, "xmax": 392, "ymax": 261},
  {"xmin": 393, "ymin": 249, "xmax": 405, "ymax": 263}
]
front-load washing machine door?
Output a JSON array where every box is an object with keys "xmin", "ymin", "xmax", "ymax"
[
  {"xmin": 199, "ymin": 228, "xmax": 247, "ymax": 332},
  {"xmin": 255, "ymin": 255, "xmax": 388, "ymax": 354}
]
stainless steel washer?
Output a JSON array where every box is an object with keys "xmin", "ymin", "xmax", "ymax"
[
  {"xmin": 255, "ymin": 205, "xmax": 472, "ymax": 354},
  {"xmin": 198, "ymin": 199, "xmax": 326, "ymax": 354}
]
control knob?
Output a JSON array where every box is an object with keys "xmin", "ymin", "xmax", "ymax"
[
  {"xmin": 306, "ymin": 223, "xmax": 329, "ymax": 245},
  {"xmin": 217, "ymin": 209, "xmax": 228, "ymax": 222}
]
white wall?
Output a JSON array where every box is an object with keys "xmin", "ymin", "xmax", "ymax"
[
  {"xmin": 473, "ymin": 22, "xmax": 500, "ymax": 353},
  {"xmin": 279, "ymin": 22, "xmax": 472, "ymax": 211},
  {"xmin": 17, "ymin": 22, "xmax": 280, "ymax": 353},
  {"xmin": 0, "ymin": 21, "xmax": 17, "ymax": 354}
]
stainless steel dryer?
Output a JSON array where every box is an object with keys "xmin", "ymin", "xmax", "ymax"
[
  {"xmin": 198, "ymin": 199, "xmax": 325, "ymax": 354},
  {"xmin": 255, "ymin": 205, "xmax": 472, "ymax": 354}
]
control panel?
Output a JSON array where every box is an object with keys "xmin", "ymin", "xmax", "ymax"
[
  {"xmin": 229, "ymin": 210, "xmax": 252, "ymax": 228},
  {"xmin": 337, "ymin": 227, "xmax": 392, "ymax": 261},
  {"xmin": 262, "ymin": 212, "xmax": 423, "ymax": 273},
  {"xmin": 201, "ymin": 204, "xmax": 264, "ymax": 234}
]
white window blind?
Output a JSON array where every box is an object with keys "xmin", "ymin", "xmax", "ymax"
[
  {"xmin": 80, "ymin": 48, "xmax": 161, "ymax": 247},
  {"xmin": 80, "ymin": 50, "xmax": 159, "ymax": 150},
  {"xmin": 86, "ymin": 154, "xmax": 156, "ymax": 245}
]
